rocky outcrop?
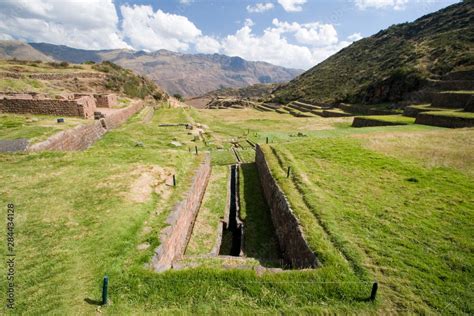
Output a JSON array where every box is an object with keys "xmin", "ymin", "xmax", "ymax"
[{"xmin": 255, "ymin": 145, "xmax": 317, "ymax": 269}]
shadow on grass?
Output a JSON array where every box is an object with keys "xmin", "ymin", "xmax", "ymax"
[
  {"xmin": 240, "ymin": 163, "xmax": 282, "ymax": 267},
  {"xmin": 84, "ymin": 298, "xmax": 102, "ymax": 306}
]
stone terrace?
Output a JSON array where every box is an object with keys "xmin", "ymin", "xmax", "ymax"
[{"xmin": 0, "ymin": 92, "xmax": 118, "ymax": 119}]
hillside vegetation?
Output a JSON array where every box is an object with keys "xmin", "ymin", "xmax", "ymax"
[
  {"xmin": 0, "ymin": 59, "xmax": 166, "ymax": 100},
  {"xmin": 273, "ymin": 1, "xmax": 474, "ymax": 104}
]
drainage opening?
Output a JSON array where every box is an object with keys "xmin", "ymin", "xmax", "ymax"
[{"xmin": 219, "ymin": 164, "xmax": 243, "ymax": 256}]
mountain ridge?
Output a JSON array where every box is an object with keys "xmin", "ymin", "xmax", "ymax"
[
  {"xmin": 272, "ymin": 1, "xmax": 474, "ymax": 105},
  {"xmin": 0, "ymin": 41, "xmax": 303, "ymax": 97}
]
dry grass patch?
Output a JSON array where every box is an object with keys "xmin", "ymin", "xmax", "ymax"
[
  {"xmin": 354, "ymin": 128, "xmax": 474, "ymax": 176},
  {"xmin": 127, "ymin": 165, "xmax": 174, "ymax": 203}
]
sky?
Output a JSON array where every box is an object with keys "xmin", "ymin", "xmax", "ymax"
[{"xmin": 0, "ymin": 0, "xmax": 460, "ymax": 69}]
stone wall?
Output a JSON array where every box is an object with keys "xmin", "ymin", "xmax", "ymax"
[
  {"xmin": 0, "ymin": 71, "xmax": 105, "ymax": 80},
  {"xmin": 28, "ymin": 121, "xmax": 106, "ymax": 152},
  {"xmin": 431, "ymin": 92, "xmax": 473, "ymax": 109},
  {"xmin": 0, "ymin": 96, "xmax": 96, "ymax": 119},
  {"xmin": 94, "ymin": 94, "xmax": 117, "ymax": 108},
  {"xmin": 255, "ymin": 145, "xmax": 317, "ymax": 269},
  {"xmin": 28, "ymin": 100, "xmax": 144, "ymax": 152},
  {"xmin": 351, "ymin": 117, "xmax": 408, "ymax": 128},
  {"xmin": 415, "ymin": 113, "xmax": 474, "ymax": 128},
  {"xmin": 103, "ymin": 100, "xmax": 144, "ymax": 129},
  {"xmin": 152, "ymin": 155, "xmax": 212, "ymax": 272}
]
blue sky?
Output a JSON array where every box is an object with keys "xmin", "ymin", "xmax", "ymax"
[{"xmin": 0, "ymin": 0, "xmax": 460, "ymax": 69}]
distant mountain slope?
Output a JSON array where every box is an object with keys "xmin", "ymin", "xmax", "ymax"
[
  {"xmin": 25, "ymin": 43, "xmax": 303, "ymax": 97},
  {"xmin": 273, "ymin": 1, "xmax": 474, "ymax": 105},
  {"xmin": 0, "ymin": 40, "xmax": 53, "ymax": 62}
]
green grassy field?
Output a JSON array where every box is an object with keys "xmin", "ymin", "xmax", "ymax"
[
  {"xmin": 357, "ymin": 115, "xmax": 416, "ymax": 124},
  {"xmin": 424, "ymin": 110, "xmax": 474, "ymax": 118},
  {"xmin": 0, "ymin": 106, "xmax": 472, "ymax": 314},
  {"xmin": 0, "ymin": 113, "xmax": 87, "ymax": 143},
  {"xmin": 262, "ymin": 137, "xmax": 473, "ymax": 313}
]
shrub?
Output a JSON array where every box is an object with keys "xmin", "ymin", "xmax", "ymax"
[{"xmin": 173, "ymin": 93, "xmax": 184, "ymax": 101}]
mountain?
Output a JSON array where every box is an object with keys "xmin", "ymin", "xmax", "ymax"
[
  {"xmin": 12, "ymin": 42, "xmax": 302, "ymax": 97},
  {"xmin": 273, "ymin": 1, "xmax": 474, "ymax": 105},
  {"xmin": 0, "ymin": 40, "xmax": 54, "ymax": 62}
]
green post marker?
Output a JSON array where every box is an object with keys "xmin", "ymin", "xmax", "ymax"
[
  {"xmin": 195, "ymin": 146, "xmax": 198, "ymax": 155},
  {"xmin": 266, "ymin": 137, "xmax": 269, "ymax": 144},
  {"xmin": 287, "ymin": 166, "xmax": 291, "ymax": 178},
  {"xmin": 173, "ymin": 175, "xmax": 176, "ymax": 187},
  {"xmin": 102, "ymin": 276, "xmax": 109, "ymax": 305},
  {"xmin": 370, "ymin": 281, "xmax": 378, "ymax": 301}
]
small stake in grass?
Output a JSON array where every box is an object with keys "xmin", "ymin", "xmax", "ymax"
[
  {"xmin": 195, "ymin": 146, "xmax": 198, "ymax": 155},
  {"xmin": 266, "ymin": 137, "xmax": 269, "ymax": 144},
  {"xmin": 287, "ymin": 166, "xmax": 291, "ymax": 178},
  {"xmin": 173, "ymin": 175, "xmax": 176, "ymax": 187},
  {"xmin": 370, "ymin": 281, "xmax": 378, "ymax": 301},
  {"xmin": 102, "ymin": 276, "xmax": 109, "ymax": 305}
]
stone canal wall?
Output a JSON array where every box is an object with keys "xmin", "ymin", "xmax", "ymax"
[
  {"xmin": 255, "ymin": 145, "xmax": 317, "ymax": 268},
  {"xmin": 152, "ymin": 155, "xmax": 212, "ymax": 272}
]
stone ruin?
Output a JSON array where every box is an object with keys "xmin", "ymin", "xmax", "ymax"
[{"xmin": 0, "ymin": 92, "xmax": 118, "ymax": 119}]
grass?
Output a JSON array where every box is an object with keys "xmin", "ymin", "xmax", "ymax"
[
  {"xmin": 0, "ymin": 106, "xmax": 470, "ymax": 314},
  {"xmin": 186, "ymin": 165, "xmax": 228, "ymax": 255},
  {"xmin": 440, "ymin": 90, "xmax": 474, "ymax": 94},
  {"xmin": 264, "ymin": 136, "xmax": 474, "ymax": 313},
  {"xmin": 353, "ymin": 128, "xmax": 474, "ymax": 176},
  {"xmin": 0, "ymin": 113, "xmax": 87, "ymax": 143},
  {"xmin": 0, "ymin": 106, "xmax": 201, "ymax": 314},
  {"xmin": 239, "ymin": 163, "xmax": 281, "ymax": 263},
  {"xmin": 358, "ymin": 115, "xmax": 416, "ymax": 124},
  {"xmin": 0, "ymin": 59, "xmax": 94, "ymax": 73},
  {"xmin": 423, "ymin": 110, "xmax": 474, "ymax": 118}
]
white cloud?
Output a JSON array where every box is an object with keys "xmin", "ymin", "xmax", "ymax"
[
  {"xmin": 195, "ymin": 36, "xmax": 221, "ymax": 54},
  {"xmin": 120, "ymin": 4, "xmax": 202, "ymax": 52},
  {"xmin": 354, "ymin": 0, "xmax": 409, "ymax": 10},
  {"xmin": 272, "ymin": 19, "xmax": 338, "ymax": 47},
  {"xmin": 246, "ymin": 2, "xmax": 275, "ymax": 13},
  {"xmin": 244, "ymin": 18, "xmax": 255, "ymax": 27},
  {"xmin": 0, "ymin": 0, "xmax": 129, "ymax": 50},
  {"xmin": 0, "ymin": 1, "xmax": 362, "ymax": 70},
  {"xmin": 179, "ymin": 0, "xmax": 193, "ymax": 4},
  {"xmin": 348, "ymin": 32, "xmax": 363, "ymax": 41},
  {"xmin": 219, "ymin": 20, "xmax": 360, "ymax": 69},
  {"xmin": 277, "ymin": 0, "xmax": 307, "ymax": 12}
]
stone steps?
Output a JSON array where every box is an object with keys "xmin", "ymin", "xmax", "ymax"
[
  {"xmin": 415, "ymin": 111, "xmax": 474, "ymax": 128},
  {"xmin": 255, "ymin": 104, "xmax": 273, "ymax": 112},
  {"xmin": 431, "ymin": 92, "xmax": 473, "ymax": 109},
  {"xmin": 320, "ymin": 109, "xmax": 353, "ymax": 117},
  {"xmin": 292, "ymin": 101, "xmax": 326, "ymax": 111},
  {"xmin": 427, "ymin": 79, "xmax": 474, "ymax": 91},
  {"xmin": 403, "ymin": 104, "xmax": 461, "ymax": 117}
]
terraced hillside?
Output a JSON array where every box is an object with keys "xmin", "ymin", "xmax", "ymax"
[
  {"xmin": 273, "ymin": 1, "xmax": 474, "ymax": 105},
  {"xmin": 0, "ymin": 59, "xmax": 166, "ymax": 100}
]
